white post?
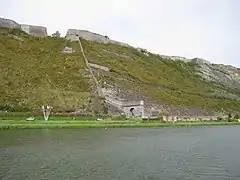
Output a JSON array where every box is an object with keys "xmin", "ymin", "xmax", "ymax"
[
  {"xmin": 41, "ymin": 105, "xmax": 46, "ymax": 121},
  {"xmin": 140, "ymin": 100, "xmax": 144, "ymax": 118},
  {"xmin": 42, "ymin": 105, "xmax": 52, "ymax": 121}
]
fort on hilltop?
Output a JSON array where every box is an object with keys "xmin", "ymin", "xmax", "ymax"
[
  {"xmin": 0, "ymin": 17, "xmax": 212, "ymax": 64},
  {"xmin": 1, "ymin": 17, "xmax": 240, "ymax": 119}
]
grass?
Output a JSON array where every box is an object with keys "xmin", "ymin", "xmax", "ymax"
[
  {"xmin": 1, "ymin": 121, "xmax": 239, "ymax": 129},
  {"xmin": 1, "ymin": 27, "xmax": 240, "ymax": 113},
  {"xmin": 0, "ymin": 28, "xmax": 92, "ymax": 112},
  {"xmin": 81, "ymin": 39, "xmax": 240, "ymax": 112},
  {"xmin": 0, "ymin": 117, "xmax": 239, "ymax": 129}
]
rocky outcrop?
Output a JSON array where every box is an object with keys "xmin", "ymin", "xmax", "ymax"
[
  {"xmin": 155, "ymin": 52, "xmax": 239, "ymax": 91},
  {"xmin": 65, "ymin": 29, "xmax": 129, "ymax": 47},
  {"xmin": 0, "ymin": 17, "xmax": 21, "ymax": 29},
  {"xmin": 156, "ymin": 55, "xmax": 210, "ymax": 64},
  {"xmin": 20, "ymin": 24, "xmax": 47, "ymax": 37},
  {"xmin": 158, "ymin": 55, "xmax": 191, "ymax": 62},
  {"xmin": 197, "ymin": 63, "xmax": 240, "ymax": 89}
]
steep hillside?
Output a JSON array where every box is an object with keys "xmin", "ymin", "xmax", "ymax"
[
  {"xmin": 80, "ymin": 39, "xmax": 240, "ymax": 114},
  {"xmin": 1, "ymin": 26, "xmax": 240, "ymax": 115},
  {"xmin": 0, "ymin": 27, "xmax": 93, "ymax": 112}
]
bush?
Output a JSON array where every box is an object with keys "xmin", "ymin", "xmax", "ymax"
[{"xmin": 52, "ymin": 31, "xmax": 61, "ymax": 38}]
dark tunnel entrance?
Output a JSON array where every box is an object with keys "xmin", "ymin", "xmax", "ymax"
[{"xmin": 130, "ymin": 108, "xmax": 135, "ymax": 117}]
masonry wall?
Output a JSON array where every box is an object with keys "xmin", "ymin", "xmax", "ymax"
[
  {"xmin": 0, "ymin": 17, "xmax": 21, "ymax": 29},
  {"xmin": 65, "ymin": 29, "xmax": 130, "ymax": 47},
  {"xmin": 122, "ymin": 105, "xmax": 144, "ymax": 118},
  {"xmin": 20, "ymin": 24, "xmax": 47, "ymax": 37}
]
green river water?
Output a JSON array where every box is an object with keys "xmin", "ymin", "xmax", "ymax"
[{"xmin": 0, "ymin": 126, "xmax": 240, "ymax": 179}]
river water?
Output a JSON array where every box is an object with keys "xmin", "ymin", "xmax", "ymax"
[{"xmin": 0, "ymin": 126, "xmax": 240, "ymax": 180}]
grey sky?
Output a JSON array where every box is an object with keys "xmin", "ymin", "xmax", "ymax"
[{"xmin": 1, "ymin": 0, "xmax": 239, "ymax": 67}]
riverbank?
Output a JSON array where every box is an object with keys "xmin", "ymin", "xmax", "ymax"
[{"xmin": 0, "ymin": 119, "xmax": 239, "ymax": 129}]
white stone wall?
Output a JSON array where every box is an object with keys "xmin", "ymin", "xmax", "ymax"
[
  {"xmin": 20, "ymin": 24, "xmax": 30, "ymax": 34},
  {"xmin": 65, "ymin": 29, "xmax": 130, "ymax": 47},
  {"xmin": 20, "ymin": 24, "xmax": 47, "ymax": 37},
  {"xmin": 122, "ymin": 105, "xmax": 144, "ymax": 118},
  {"xmin": 88, "ymin": 63, "xmax": 109, "ymax": 71},
  {"xmin": 0, "ymin": 17, "xmax": 21, "ymax": 29}
]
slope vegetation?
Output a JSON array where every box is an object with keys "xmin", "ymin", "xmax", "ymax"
[
  {"xmin": 1, "ymin": 27, "xmax": 240, "ymax": 114},
  {"xmin": 0, "ymin": 28, "xmax": 92, "ymax": 112},
  {"xmin": 81, "ymin": 39, "xmax": 240, "ymax": 113}
]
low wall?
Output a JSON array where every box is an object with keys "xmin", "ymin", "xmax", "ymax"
[
  {"xmin": 88, "ymin": 63, "xmax": 109, "ymax": 71},
  {"xmin": 163, "ymin": 115, "xmax": 222, "ymax": 122}
]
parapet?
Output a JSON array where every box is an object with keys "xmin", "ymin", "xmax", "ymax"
[
  {"xmin": 20, "ymin": 24, "xmax": 47, "ymax": 37},
  {"xmin": 65, "ymin": 29, "xmax": 130, "ymax": 47}
]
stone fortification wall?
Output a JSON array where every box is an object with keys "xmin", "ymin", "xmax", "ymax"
[
  {"xmin": 65, "ymin": 29, "xmax": 129, "ymax": 47},
  {"xmin": 0, "ymin": 17, "xmax": 21, "ymax": 29},
  {"xmin": 0, "ymin": 17, "xmax": 47, "ymax": 37},
  {"xmin": 20, "ymin": 24, "xmax": 47, "ymax": 37}
]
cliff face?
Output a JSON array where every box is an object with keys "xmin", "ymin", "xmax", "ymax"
[
  {"xmin": 155, "ymin": 55, "xmax": 239, "ymax": 91},
  {"xmin": 0, "ymin": 17, "xmax": 47, "ymax": 37},
  {"xmin": 197, "ymin": 63, "xmax": 240, "ymax": 90}
]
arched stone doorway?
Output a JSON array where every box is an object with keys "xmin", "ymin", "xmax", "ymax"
[{"xmin": 130, "ymin": 108, "xmax": 135, "ymax": 117}]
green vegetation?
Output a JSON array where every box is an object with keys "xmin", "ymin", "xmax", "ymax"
[
  {"xmin": 82, "ymin": 39, "xmax": 240, "ymax": 112},
  {"xmin": 0, "ymin": 118, "xmax": 239, "ymax": 129},
  {"xmin": 1, "ymin": 27, "xmax": 240, "ymax": 113},
  {"xmin": 0, "ymin": 27, "xmax": 92, "ymax": 112},
  {"xmin": 0, "ymin": 112, "xmax": 239, "ymax": 129}
]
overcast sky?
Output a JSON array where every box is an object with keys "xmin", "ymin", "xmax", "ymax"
[{"xmin": 1, "ymin": 0, "xmax": 239, "ymax": 67}]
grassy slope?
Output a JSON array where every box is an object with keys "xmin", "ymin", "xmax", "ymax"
[
  {"xmin": 0, "ymin": 27, "xmax": 240, "ymax": 113},
  {"xmin": 82, "ymin": 39, "xmax": 240, "ymax": 112},
  {"xmin": 0, "ymin": 28, "xmax": 92, "ymax": 112}
]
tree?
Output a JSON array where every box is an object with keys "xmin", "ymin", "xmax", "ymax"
[{"xmin": 52, "ymin": 31, "xmax": 61, "ymax": 38}]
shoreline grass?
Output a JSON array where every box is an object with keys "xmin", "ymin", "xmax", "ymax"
[{"xmin": 0, "ymin": 119, "xmax": 239, "ymax": 129}]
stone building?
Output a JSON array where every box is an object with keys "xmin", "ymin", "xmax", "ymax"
[{"xmin": 122, "ymin": 100, "xmax": 144, "ymax": 118}]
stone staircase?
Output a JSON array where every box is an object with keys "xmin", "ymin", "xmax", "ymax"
[{"xmin": 78, "ymin": 38, "xmax": 103, "ymax": 97}]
